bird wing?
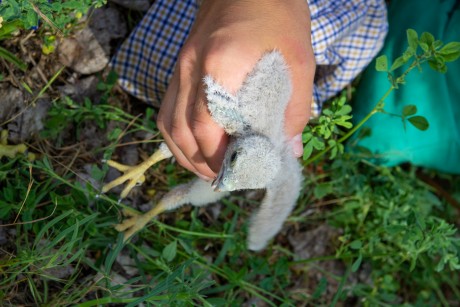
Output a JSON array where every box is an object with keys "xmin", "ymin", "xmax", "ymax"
[
  {"xmin": 204, "ymin": 75, "xmax": 249, "ymax": 135},
  {"xmin": 205, "ymin": 51, "xmax": 292, "ymax": 139},
  {"xmin": 236, "ymin": 51, "xmax": 292, "ymax": 141}
]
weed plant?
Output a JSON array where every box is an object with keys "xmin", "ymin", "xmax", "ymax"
[{"xmin": 0, "ymin": 5, "xmax": 459, "ymax": 305}]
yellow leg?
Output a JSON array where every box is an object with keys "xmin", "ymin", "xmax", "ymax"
[
  {"xmin": 114, "ymin": 180, "xmax": 196, "ymax": 242},
  {"xmin": 0, "ymin": 130, "xmax": 29, "ymax": 159},
  {"xmin": 115, "ymin": 202, "xmax": 167, "ymax": 242},
  {"xmin": 102, "ymin": 145, "xmax": 171, "ymax": 199}
]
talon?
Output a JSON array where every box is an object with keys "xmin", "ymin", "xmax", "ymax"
[
  {"xmin": 102, "ymin": 146, "xmax": 172, "ymax": 200},
  {"xmin": 115, "ymin": 202, "xmax": 167, "ymax": 242},
  {"xmin": 0, "ymin": 130, "xmax": 34, "ymax": 159},
  {"xmin": 121, "ymin": 208, "xmax": 138, "ymax": 217}
]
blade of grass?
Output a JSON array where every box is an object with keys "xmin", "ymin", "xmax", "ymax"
[
  {"xmin": 330, "ymin": 264, "xmax": 352, "ymax": 307},
  {"xmin": 0, "ymin": 46, "xmax": 27, "ymax": 71},
  {"xmin": 33, "ymin": 210, "xmax": 73, "ymax": 247}
]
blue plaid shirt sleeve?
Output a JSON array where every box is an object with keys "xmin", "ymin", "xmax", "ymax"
[{"xmin": 111, "ymin": 0, "xmax": 388, "ymax": 116}]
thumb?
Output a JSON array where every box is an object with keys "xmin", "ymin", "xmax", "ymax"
[{"xmin": 284, "ymin": 53, "xmax": 315, "ymax": 157}]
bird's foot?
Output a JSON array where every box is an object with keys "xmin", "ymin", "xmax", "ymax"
[
  {"xmin": 0, "ymin": 130, "xmax": 35, "ymax": 160},
  {"xmin": 115, "ymin": 203, "xmax": 166, "ymax": 242},
  {"xmin": 102, "ymin": 147, "xmax": 169, "ymax": 199}
]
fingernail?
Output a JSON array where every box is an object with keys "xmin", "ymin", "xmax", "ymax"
[
  {"xmin": 291, "ymin": 134, "xmax": 303, "ymax": 157},
  {"xmin": 195, "ymin": 172, "xmax": 213, "ymax": 182}
]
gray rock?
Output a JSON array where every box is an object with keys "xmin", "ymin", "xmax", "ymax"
[
  {"xmin": 116, "ymin": 253, "xmax": 139, "ymax": 277},
  {"xmin": 57, "ymin": 75, "xmax": 99, "ymax": 103},
  {"xmin": 0, "ymin": 84, "xmax": 24, "ymax": 123},
  {"xmin": 288, "ymin": 224, "xmax": 340, "ymax": 259},
  {"xmin": 58, "ymin": 27, "xmax": 109, "ymax": 74},
  {"xmin": 109, "ymin": 0, "xmax": 151, "ymax": 11},
  {"xmin": 88, "ymin": 6, "xmax": 127, "ymax": 54},
  {"xmin": 58, "ymin": 6, "xmax": 127, "ymax": 74},
  {"xmin": 0, "ymin": 84, "xmax": 50, "ymax": 143}
]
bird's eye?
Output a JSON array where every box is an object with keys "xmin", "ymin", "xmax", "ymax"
[{"xmin": 230, "ymin": 151, "xmax": 238, "ymax": 165}]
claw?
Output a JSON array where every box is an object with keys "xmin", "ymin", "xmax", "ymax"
[
  {"xmin": 0, "ymin": 130, "xmax": 29, "ymax": 159},
  {"xmin": 115, "ymin": 202, "xmax": 167, "ymax": 242},
  {"xmin": 121, "ymin": 208, "xmax": 139, "ymax": 217},
  {"xmin": 102, "ymin": 147, "xmax": 170, "ymax": 199}
]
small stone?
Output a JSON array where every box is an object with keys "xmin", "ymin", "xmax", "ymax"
[
  {"xmin": 116, "ymin": 253, "xmax": 139, "ymax": 277},
  {"xmin": 0, "ymin": 84, "xmax": 24, "ymax": 123},
  {"xmin": 88, "ymin": 6, "xmax": 127, "ymax": 53},
  {"xmin": 58, "ymin": 6, "xmax": 127, "ymax": 74},
  {"xmin": 109, "ymin": 0, "xmax": 151, "ymax": 11},
  {"xmin": 58, "ymin": 29, "xmax": 109, "ymax": 74},
  {"xmin": 288, "ymin": 224, "xmax": 340, "ymax": 259},
  {"xmin": 0, "ymin": 84, "xmax": 50, "ymax": 143},
  {"xmin": 57, "ymin": 76, "xmax": 100, "ymax": 103}
]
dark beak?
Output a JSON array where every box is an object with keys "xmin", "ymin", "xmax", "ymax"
[{"xmin": 211, "ymin": 170, "xmax": 224, "ymax": 192}]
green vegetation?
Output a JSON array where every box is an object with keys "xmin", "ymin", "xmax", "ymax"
[
  {"xmin": 0, "ymin": 4, "xmax": 459, "ymax": 306},
  {"xmin": 0, "ymin": 0, "xmax": 106, "ymax": 32}
]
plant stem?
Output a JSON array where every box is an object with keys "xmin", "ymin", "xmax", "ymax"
[
  {"xmin": 304, "ymin": 55, "xmax": 426, "ymax": 165},
  {"xmin": 330, "ymin": 265, "xmax": 352, "ymax": 307},
  {"xmin": 305, "ymin": 86, "xmax": 391, "ymax": 165}
]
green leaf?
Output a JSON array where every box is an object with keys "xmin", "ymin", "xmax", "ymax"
[
  {"xmin": 402, "ymin": 105, "xmax": 417, "ymax": 117},
  {"xmin": 419, "ymin": 42, "xmax": 429, "ymax": 52},
  {"xmin": 375, "ymin": 55, "xmax": 388, "ymax": 72},
  {"xmin": 312, "ymin": 277, "xmax": 328, "ymax": 300},
  {"xmin": 349, "ymin": 240, "xmax": 363, "ymax": 250},
  {"xmin": 0, "ymin": 20, "xmax": 22, "ymax": 39},
  {"xmin": 336, "ymin": 120, "xmax": 353, "ymax": 129},
  {"xmin": 438, "ymin": 41, "xmax": 460, "ymax": 62},
  {"xmin": 352, "ymin": 254, "xmax": 363, "ymax": 272},
  {"xmin": 403, "ymin": 47, "xmax": 415, "ymax": 61},
  {"xmin": 330, "ymin": 145, "xmax": 338, "ymax": 159},
  {"xmin": 406, "ymin": 29, "xmax": 418, "ymax": 50},
  {"xmin": 433, "ymin": 40, "xmax": 443, "ymax": 50},
  {"xmin": 314, "ymin": 183, "xmax": 333, "ymax": 199},
  {"xmin": 302, "ymin": 132, "xmax": 313, "ymax": 143},
  {"xmin": 428, "ymin": 58, "xmax": 447, "ymax": 73},
  {"xmin": 420, "ymin": 32, "xmax": 434, "ymax": 47},
  {"xmin": 302, "ymin": 143, "xmax": 313, "ymax": 161},
  {"xmin": 336, "ymin": 104, "xmax": 352, "ymax": 115},
  {"xmin": 390, "ymin": 56, "xmax": 407, "ymax": 72},
  {"xmin": 162, "ymin": 241, "xmax": 177, "ymax": 262},
  {"xmin": 408, "ymin": 116, "xmax": 429, "ymax": 131},
  {"xmin": 311, "ymin": 137, "xmax": 325, "ymax": 150},
  {"xmin": 26, "ymin": 9, "xmax": 38, "ymax": 29}
]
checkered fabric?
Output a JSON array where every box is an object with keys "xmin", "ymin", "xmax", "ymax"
[{"xmin": 111, "ymin": 0, "xmax": 388, "ymax": 116}]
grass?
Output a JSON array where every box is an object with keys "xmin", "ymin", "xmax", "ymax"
[
  {"xmin": 1, "ymin": 84, "xmax": 459, "ymax": 305},
  {"xmin": 1, "ymin": 4, "xmax": 459, "ymax": 306}
]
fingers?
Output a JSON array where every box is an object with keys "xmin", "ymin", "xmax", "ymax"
[
  {"xmin": 157, "ymin": 0, "xmax": 316, "ymax": 175},
  {"xmin": 171, "ymin": 62, "xmax": 216, "ymax": 178},
  {"xmin": 158, "ymin": 70, "xmax": 199, "ymax": 174},
  {"xmin": 192, "ymin": 86, "xmax": 228, "ymax": 173},
  {"xmin": 158, "ymin": 56, "xmax": 216, "ymax": 179},
  {"xmin": 284, "ymin": 58, "xmax": 315, "ymax": 139},
  {"xmin": 192, "ymin": 45, "xmax": 258, "ymax": 173}
]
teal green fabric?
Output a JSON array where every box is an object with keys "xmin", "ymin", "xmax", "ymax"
[{"xmin": 351, "ymin": 0, "xmax": 460, "ymax": 173}]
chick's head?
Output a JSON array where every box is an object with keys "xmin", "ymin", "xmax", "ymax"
[{"xmin": 212, "ymin": 134, "xmax": 281, "ymax": 191}]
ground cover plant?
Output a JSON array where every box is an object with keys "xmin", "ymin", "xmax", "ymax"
[{"xmin": 1, "ymin": 1, "xmax": 459, "ymax": 306}]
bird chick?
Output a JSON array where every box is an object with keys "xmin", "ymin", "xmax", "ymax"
[
  {"xmin": 103, "ymin": 50, "xmax": 303, "ymax": 251},
  {"xmin": 212, "ymin": 134, "xmax": 281, "ymax": 192}
]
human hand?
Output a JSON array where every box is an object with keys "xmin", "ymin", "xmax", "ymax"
[{"xmin": 157, "ymin": 0, "xmax": 315, "ymax": 180}]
